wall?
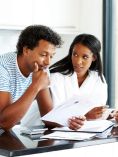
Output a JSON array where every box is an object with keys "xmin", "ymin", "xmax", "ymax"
[
  {"xmin": 0, "ymin": 29, "xmax": 20, "ymax": 54},
  {"xmin": 0, "ymin": 0, "xmax": 103, "ymax": 62},
  {"xmin": 115, "ymin": 0, "xmax": 118, "ymax": 108}
]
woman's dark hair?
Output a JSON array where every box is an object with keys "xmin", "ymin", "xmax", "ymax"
[
  {"xmin": 16, "ymin": 25, "xmax": 62, "ymax": 55},
  {"xmin": 50, "ymin": 34, "xmax": 104, "ymax": 82}
]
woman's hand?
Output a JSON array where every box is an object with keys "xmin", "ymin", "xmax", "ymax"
[
  {"xmin": 85, "ymin": 106, "xmax": 107, "ymax": 120},
  {"xmin": 68, "ymin": 116, "xmax": 86, "ymax": 130},
  {"xmin": 114, "ymin": 111, "xmax": 118, "ymax": 122}
]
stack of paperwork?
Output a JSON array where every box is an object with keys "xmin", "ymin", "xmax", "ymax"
[
  {"xmin": 52, "ymin": 120, "xmax": 114, "ymax": 133},
  {"xmin": 40, "ymin": 131, "xmax": 96, "ymax": 141},
  {"xmin": 40, "ymin": 120, "xmax": 114, "ymax": 141}
]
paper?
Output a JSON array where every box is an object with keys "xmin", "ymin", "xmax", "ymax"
[
  {"xmin": 40, "ymin": 131, "xmax": 96, "ymax": 141},
  {"xmin": 78, "ymin": 120, "xmax": 114, "ymax": 132},
  {"xmin": 52, "ymin": 120, "xmax": 114, "ymax": 133},
  {"xmin": 41, "ymin": 95, "xmax": 104, "ymax": 126}
]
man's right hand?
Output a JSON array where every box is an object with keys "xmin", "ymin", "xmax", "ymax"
[{"xmin": 32, "ymin": 62, "xmax": 50, "ymax": 91}]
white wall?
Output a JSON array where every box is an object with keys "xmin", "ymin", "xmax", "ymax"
[
  {"xmin": 0, "ymin": 0, "xmax": 103, "ymax": 62},
  {"xmin": 0, "ymin": 29, "xmax": 20, "ymax": 54},
  {"xmin": 77, "ymin": 0, "xmax": 102, "ymax": 40}
]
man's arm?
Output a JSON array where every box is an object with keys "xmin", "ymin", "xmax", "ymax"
[
  {"xmin": 0, "ymin": 83, "xmax": 40, "ymax": 130},
  {"xmin": 36, "ymin": 88, "xmax": 53, "ymax": 117},
  {"xmin": 36, "ymin": 88, "xmax": 62, "ymax": 128},
  {"xmin": 0, "ymin": 70, "xmax": 49, "ymax": 130}
]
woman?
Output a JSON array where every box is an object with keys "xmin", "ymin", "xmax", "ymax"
[
  {"xmin": 114, "ymin": 112, "xmax": 118, "ymax": 122},
  {"xmin": 39, "ymin": 34, "xmax": 107, "ymax": 130}
]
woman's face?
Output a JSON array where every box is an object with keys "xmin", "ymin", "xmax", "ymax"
[{"xmin": 71, "ymin": 43, "xmax": 96, "ymax": 78}]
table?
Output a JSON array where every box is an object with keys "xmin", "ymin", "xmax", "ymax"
[{"xmin": 0, "ymin": 125, "xmax": 118, "ymax": 157}]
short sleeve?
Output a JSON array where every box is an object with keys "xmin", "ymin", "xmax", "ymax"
[{"xmin": 0, "ymin": 65, "xmax": 10, "ymax": 92}]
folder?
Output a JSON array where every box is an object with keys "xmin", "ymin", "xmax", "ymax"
[{"xmin": 52, "ymin": 120, "xmax": 114, "ymax": 133}]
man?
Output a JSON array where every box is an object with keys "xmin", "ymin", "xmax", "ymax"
[{"xmin": 0, "ymin": 25, "xmax": 62, "ymax": 130}]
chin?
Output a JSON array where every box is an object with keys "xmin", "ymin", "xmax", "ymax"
[
  {"xmin": 75, "ymin": 71, "xmax": 86, "ymax": 78},
  {"xmin": 74, "ymin": 70, "xmax": 82, "ymax": 75}
]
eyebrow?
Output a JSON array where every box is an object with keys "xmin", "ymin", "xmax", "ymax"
[
  {"xmin": 52, "ymin": 52, "xmax": 56, "ymax": 55},
  {"xmin": 41, "ymin": 51, "xmax": 56, "ymax": 56}
]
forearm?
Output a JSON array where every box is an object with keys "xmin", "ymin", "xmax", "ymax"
[
  {"xmin": 0, "ymin": 83, "xmax": 40, "ymax": 130},
  {"xmin": 43, "ymin": 121, "xmax": 62, "ymax": 129},
  {"xmin": 37, "ymin": 88, "xmax": 53, "ymax": 116}
]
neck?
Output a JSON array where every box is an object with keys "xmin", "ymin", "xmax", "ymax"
[
  {"xmin": 77, "ymin": 72, "xmax": 88, "ymax": 87},
  {"xmin": 17, "ymin": 55, "xmax": 30, "ymax": 77}
]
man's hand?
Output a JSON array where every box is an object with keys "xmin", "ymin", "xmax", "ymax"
[{"xmin": 32, "ymin": 62, "xmax": 50, "ymax": 91}]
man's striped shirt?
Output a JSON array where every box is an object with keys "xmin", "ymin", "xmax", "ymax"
[{"xmin": 0, "ymin": 52, "xmax": 32, "ymax": 102}]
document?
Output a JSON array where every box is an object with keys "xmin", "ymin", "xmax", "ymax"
[
  {"xmin": 40, "ymin": 131, "xmax": 96, "ymax": 141},
  {"xmin": 41, "ymin": 95, "xmax": 105, "ymax": 126},
  {"xmin": 52, "ymin": 120, "xmax": 114, "ymax": 133}
]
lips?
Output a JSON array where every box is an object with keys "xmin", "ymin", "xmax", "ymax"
[
  {"xmin": 73, "ymin": 66, "xmax": 84, "ymax": 73},
  {"xmin": 73, "ymin": 65, "xmax": 83, "ymax": 70}
]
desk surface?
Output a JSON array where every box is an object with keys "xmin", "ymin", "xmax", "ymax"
[{"xmin": 0, "ymin": 125, "xmax": 118, "ymax": 157}]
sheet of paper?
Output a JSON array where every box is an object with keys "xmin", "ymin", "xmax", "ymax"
[
  {"xmin": 52, "ymin": 120, "xmax": 114, "ymax": 133},
  {"xmin": 41, "ymin": 95, "xmax": 103, "ymax": 126},
  {"xmin": 40, "ymin": 131, "xmax": 96, "ymax": 141}
]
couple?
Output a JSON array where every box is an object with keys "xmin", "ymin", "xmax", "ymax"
[{"xmin": 0, "ymin": 25, "xmax": 117, "ymax": 131}]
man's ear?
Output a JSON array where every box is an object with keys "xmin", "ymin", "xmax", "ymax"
[{"xmin": 23, "ymin": 47, "xmax": 30, "ymax": 56}]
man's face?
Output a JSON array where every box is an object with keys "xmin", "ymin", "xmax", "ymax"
[{"xmin": 24, "ymin": 39, "xmax": 56, "ymax": 73}]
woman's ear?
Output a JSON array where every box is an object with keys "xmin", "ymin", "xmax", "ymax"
[{"xmin": 92, "ymin": 55, "xmax": 97, "ymax": 61}]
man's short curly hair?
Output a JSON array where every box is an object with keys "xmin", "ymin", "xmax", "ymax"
[{"xmin": 16, "ymin": 25, "xmax": 62, "ymax": 55}]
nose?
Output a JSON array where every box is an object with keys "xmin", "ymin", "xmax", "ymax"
[
  {"xmin": 76, "ymin": 57, "xmax": 83, "ymax": 65},
  {"xmin": 44, "ymin": 56, "xmax": 51, "ymax": 66}
]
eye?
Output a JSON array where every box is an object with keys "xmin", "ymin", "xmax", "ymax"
[
  {"xmin": 72, "ymin": 52, "xmax": 78, "ymax": 57},
  {"xmin": 50, "ymin": 55, "xmax": 53, "ymax": 59},
  {"xmin": 50, "ymin": 53, "xmax": 55, "ymax": 59},
  {"xmin": 83, "ymin": 55, "xmax": 89, "ymax": 59},
  {"xmin": 40, "ymin": 53, "xmax": 47, "ymax": 57}
]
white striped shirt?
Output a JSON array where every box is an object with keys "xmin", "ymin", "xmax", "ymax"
[{"xmin": 0, "ymin": 52, "xmax": 32, "ymax": 102}]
